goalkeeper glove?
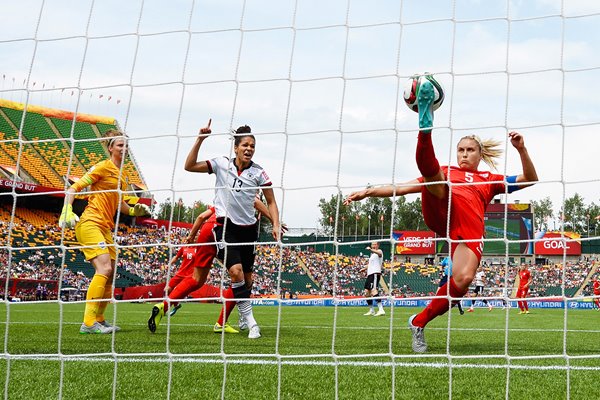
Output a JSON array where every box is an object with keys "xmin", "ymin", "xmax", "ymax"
[
  {"xmin": 129, "ymin": 203, "xmax": 151, "ymax": 217},
  {"xmin": 58, "ymin": 204, "xmax": 79, "ymax": 228}
]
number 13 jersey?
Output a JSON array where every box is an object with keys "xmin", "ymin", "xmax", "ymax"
[{"xmin": 207, "ymin": 156, "xmax": 272, "ymax": 225}]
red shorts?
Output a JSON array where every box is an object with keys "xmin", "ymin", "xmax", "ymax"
[
  {"xmin": 421, "ymin": 188, "xmax": 484, "ymax": 261},
  {"xmin": 516, "ymin": 287, "xmax": 529, "ymax": 298},
  {"xmin": 192, "ymin": 221, "xmax": 217, "ymax": 269},
  {"xmin": 167, "ymin": 272, "xmax": 188, "ymax": 290}
]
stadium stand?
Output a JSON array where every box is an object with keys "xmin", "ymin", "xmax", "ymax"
[{"xmin": 0, "ymin": 99, "xmax": 146, "ymax": 191}]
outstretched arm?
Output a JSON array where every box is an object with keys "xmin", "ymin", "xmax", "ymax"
[
  {"xmin": 509, "ymin": 131, "xmax": 538, "ymax": 189},
  {"xmin": 343, "ymin": 179, "xmax": 422, "ymax": 205},
  {"xmin": 366, "ymin": 246, "xmax": 383, "ymax": 257},
  {"xmin": 184, "ymin": 119, "xmax": 212, "ymax": 173}
]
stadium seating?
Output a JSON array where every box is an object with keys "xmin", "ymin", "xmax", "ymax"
[{"xmin": 2, "ymin": 208, "xmax": 597, "ymax": 299}]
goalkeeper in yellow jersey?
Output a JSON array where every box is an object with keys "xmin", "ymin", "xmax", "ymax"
[{"xmin": 59, "ymin": 129, "xmax": 150, "ymax": 334}]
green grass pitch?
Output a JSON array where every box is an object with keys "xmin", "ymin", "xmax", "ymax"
[{"xmin": 1, "ymin": 302, "xmax": 598, "ymax": 399}]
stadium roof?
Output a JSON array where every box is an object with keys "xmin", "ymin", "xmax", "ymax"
[{"xmin": 0, "ymin": 98, "xmax": 148, "ymax": 200}]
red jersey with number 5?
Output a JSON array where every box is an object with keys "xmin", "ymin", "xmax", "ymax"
[{"xmin": 419, "ymin": 166, "xmax": 507, "ymax": 239}]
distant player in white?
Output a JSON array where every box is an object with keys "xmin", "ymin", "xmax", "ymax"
[
  {"xmin": 501, "ymin": 285, "xmax": 511, "ymax": 310},
  {"xmin": 363, "ymin": 242, "xmax": 385, "ymax": 316},
  {"xmin": 467, "ymin": 265, "xmax": 493, "ymax": 312}
]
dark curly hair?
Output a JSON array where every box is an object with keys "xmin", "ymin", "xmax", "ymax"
[{"xmin": 233, "ymin": 125, "xmax": 255, "ymax": 146}]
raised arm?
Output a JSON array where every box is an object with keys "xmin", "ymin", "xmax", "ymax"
[
  {"xmin": 184, "ymin": 119, "xmax": 212, "ymax": 173},
  {"xmin": 343, "ymin": 179, "xmax": 422, "ymax": 205},
  {"xmin": 509, "ymin": 131, "xmax": 538, "ymax": 189}
]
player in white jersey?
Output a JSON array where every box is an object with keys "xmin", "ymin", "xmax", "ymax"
[
  {"xmin": 363, "ymin": 242, "xmax": 385, "ymax": 316},
  {"xmin": 184, "ymin": 119, "xmax": 281, "ymax": 339},
  {"xmin": 467, "ymin": 265, "xmax": 493, "ymax": 312},
  {"xmin": 501, "ymin": 285, "xmax": 511, "ymax": 309}
]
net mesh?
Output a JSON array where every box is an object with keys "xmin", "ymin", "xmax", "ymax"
[{"xmin": 1, "ymin": 0, "xmax": 600, "ymax": 399}]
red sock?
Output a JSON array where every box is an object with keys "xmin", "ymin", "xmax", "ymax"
[
  {"xmin": 523, "ymin": 301, "xmax": 528, "ymax": 311},
  {"xmin": 217, "ymin": 288, "xmax": 236, "ymax": 326},
  {"xmin": 416, "ymin": 131, "xmax": 441, "ymax": 178},
  {"xmin": 165, "ymin": 276, "xmax": 200, "ymax": 311},
  {"xmin": 413, "ymin": 277, "xmax": 467, "ymax": 328}
]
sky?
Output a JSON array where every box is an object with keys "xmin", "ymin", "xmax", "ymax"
[{"xmin": 1, "ymin": 0, "xmax": 599, "ymax": 233}]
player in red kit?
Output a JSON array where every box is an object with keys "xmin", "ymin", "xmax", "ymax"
[
  {"xmin": 516, "ymin": 264, "xmax": 532, "ymax": 314},
  {"xmin": 344, "ymin": 77, "xmax": 538, "ymax": 352},
  {"xmin": 148, "ymin": 206, "xmax": 219, "ymax": 333},
  {"xmin": 148, "ymin": 198, "xmax": 278, "ymax": 334},
  {"xmin": 592, "ymin": 278, "xmax": 600, "ymax": 310}
]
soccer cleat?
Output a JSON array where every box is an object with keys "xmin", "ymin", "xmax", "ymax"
[
  {"xmin": 467, "ymin": 307, "xmax": 474, "ymax": 313},
  {"xmin": 148, "ymin": 303, "xmax": 164, "ymax": 333},
  {"xmin": 169, "ymin": 304, "xmax": 182, "ymax": 317},
  {"xmin": 408, "ymin": 315, "xmax": 427, "ymax": 353},
  {"xmin": 363, "ymin": 309, "xmax": 375, "ymax": 316},
  {"xmin": 374, "ymin": 309, "xmax": 386, "ymax": 317},
  {"xmin": 79, "ymin": 321, "xmax": 114, "ymax": 334},
  {"xmin": 518, "ymin": 310, "xmax": 525, "ymax": 314},
  {"xmin": 417, "ymin": 77, "xmax": 435, "ymax": 132},
  {"xmin": 459, "ymin": 308, "xmax": 465, "ymax": 315},
  {"xmin": 98, "ymin": 320, "xmax": 121, "ymax": 332},
  {"xmin": 488, "ymin": 304, "xmax": 493, "ymax": 312},
  {"xmin": 213, "ymin": 323, "xmax": 239, "ymax": 334},
  {"xmin": 248, "ymin": 324, "xmax": 261, "ymax": 339},
  {"xmin": 525, "ymin": 310, "xmax": 530, "ymax": 314},
  {"xmin": 238, "ymin": 316, "xmax": 248, "ymax": 331}
]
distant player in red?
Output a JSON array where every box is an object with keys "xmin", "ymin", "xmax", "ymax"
[
  {"xmin": 593, "ymin": 278, "xmax": 600, "ymax": 310},
  {"xmin": 345, "ymin": 77, "xmax": 538, "ymax": 352},
  {"xmin": 516, "ymin": 264, "xmax": 532, "ymax": 314}
]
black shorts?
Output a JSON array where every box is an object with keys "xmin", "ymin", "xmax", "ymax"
[
  {"xmin": 364, "ymin": 273, "xmax": 381, "ymax": 291},
  {"xmin": 213, "ymin": 218, "xmax": 258, "ymax": 273},
  {"xmin": 473, "ymin": 285, "xmax": 485, "ymax": 295}
]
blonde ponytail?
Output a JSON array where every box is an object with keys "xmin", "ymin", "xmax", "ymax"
[{"xmin": 460, "ymin": 135, "xmax": 503, "ymax": 171}]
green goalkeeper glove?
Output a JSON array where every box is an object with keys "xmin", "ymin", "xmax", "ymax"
[
  {"xmin": 58, "ymin": 204, "xmax": 79, "ymax": 228},
  {"xmin": 129, "ymin": 203, "xmax": 151, "ymax": 217}
]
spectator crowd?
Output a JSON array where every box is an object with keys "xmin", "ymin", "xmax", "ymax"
[{"xmin": 2, "ymin": 219, "xmax": 598, "ymax": 301}]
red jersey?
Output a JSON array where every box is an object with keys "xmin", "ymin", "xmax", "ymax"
[
  {"xmin": 518, "ymin": 269, "xmax": 531, "ymax": 289},
  {"xmin": 193, "ymin": 206, "xmax": 218, "ymax": 268},
  {"xmin": 176, "ymin": 246, "xmax": 198, "ymax": 271},
  {"xmin": 419, "ymin": 166, "xmax": 508, "ymax": 260},
  {"xmin": 593, "ymin": 280, "xmax": 600, "ymax": 295},
  {"xmin": 443, "ymin": 166, "xmax": 507, "ymax": 214}
]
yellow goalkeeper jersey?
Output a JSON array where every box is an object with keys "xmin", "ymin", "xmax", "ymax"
[{"xmin": 71, "ymin": 159, "xmax": 129, "ymax": 230}]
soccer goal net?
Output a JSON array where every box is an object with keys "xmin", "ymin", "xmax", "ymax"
[{"xmin": 1, "ymin": 1, "xmax": 599, "ymax": 399}]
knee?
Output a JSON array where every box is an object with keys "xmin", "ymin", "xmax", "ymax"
[
  {"xmin": 229, "ymin": 265, "xmax": 244, "ymax": 282},
  {"xmin": 96, "ymin": 263, "xmax": 114, "ymax": 277},
  {"xmin": 453, "ymin": 270, "xmax": 476, "ymax": 290}
]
